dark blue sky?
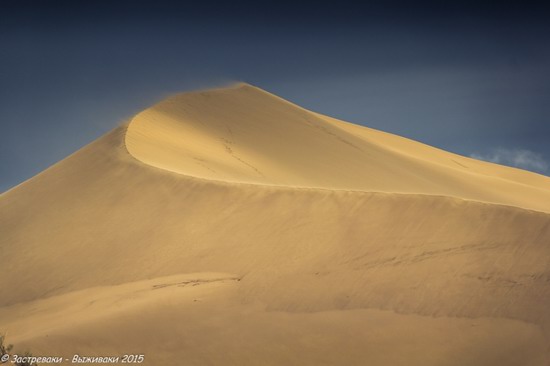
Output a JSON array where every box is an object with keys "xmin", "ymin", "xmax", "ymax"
[{"xmin": 2, "ymin": 0, "xmax": 550, "ymax": 192}]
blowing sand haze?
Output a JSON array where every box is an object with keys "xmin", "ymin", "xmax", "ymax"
[{"xmin": 1, "ymin": 83, "xmax": 550, "ymax": 365}]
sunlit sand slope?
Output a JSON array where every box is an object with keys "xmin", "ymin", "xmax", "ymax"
[
  {"xmin": 126, "ymin": 83, "xmax": 550, "ymax": 212},
  {"xmin": 1, "ymin": 85, "xmax": 550, "ymax": 365}
]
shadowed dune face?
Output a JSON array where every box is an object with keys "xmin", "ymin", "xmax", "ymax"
[{"xmin": 2, "ymin": 84, "xmax": 550, "ymax": 365}]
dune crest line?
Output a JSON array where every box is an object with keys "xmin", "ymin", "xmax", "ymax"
[{"xmin": 125, "ymin": 83, "xmax": 550, "ymax": 213}]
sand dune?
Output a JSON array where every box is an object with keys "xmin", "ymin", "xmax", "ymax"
[
  {"xmin": 126, "ymin": 83, "xmax": 550, "ymax": 212},
  {"xmin": 1, "ymin": 83, "xmax": 550, "ymax": 365}
]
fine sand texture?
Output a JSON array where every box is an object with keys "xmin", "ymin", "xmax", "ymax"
[{"xmin": 1, "ymin": 83, "xmax": 550, "ymax": 365}]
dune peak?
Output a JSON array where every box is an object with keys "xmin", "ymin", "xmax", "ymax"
[{"xmin": 124, "ymin": 84, "xmax": 550, "ymax": 212}]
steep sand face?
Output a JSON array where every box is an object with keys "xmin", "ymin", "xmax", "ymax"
[
  {"xmin": 126, "ymin": 83, "xmax": 550, "ymax": 212},
  {"xmin": 1, "ymin": 84, "xmax": 550, "ymax": 365}
]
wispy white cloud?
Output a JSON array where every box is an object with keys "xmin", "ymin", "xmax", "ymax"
[{"xmin": 470, "ymin": 148, "xmax": 549, "ymax": 174}]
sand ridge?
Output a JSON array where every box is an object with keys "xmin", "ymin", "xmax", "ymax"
[
  {"xmin": 2, "ymin": 84, "xmax": 550, "ymax": 365},
  {"xmin": 125, "ymin": 83, "xmax": 550, "ymax": 213}
]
